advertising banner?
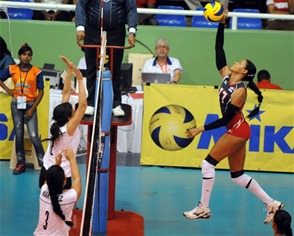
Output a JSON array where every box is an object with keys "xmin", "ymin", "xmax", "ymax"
[{"xmin": 141, "ymin": 84, "xmax": 294, "ymax": 173}]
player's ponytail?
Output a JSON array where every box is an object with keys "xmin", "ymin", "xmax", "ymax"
[
  {"xmin": 47, "ymin": 165, "xmax": 73, "ymax": 227},
  {"xmin": 243, "ymin": 59, "xmax": 263, "ymax": 119},
  {"xmin": 48, "ymin": 102, "xmax": 73, "ymax": 153}
]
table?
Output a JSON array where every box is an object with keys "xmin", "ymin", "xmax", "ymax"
[{"xmin": 117, "ymin": 93, "xmax": 143, "ymax": 153}]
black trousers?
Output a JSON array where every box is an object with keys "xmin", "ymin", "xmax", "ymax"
[{"xmin": 84, "ymin": 24, "xmax": 126, "ymax": 108}]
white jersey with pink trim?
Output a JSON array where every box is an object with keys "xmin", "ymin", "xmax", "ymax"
[
  {"xmin": 43, "ymin": 124, "xmax": 81, "ymax": 177},
  {"xmin": 33, "ymin": 184, "xmax": 77, "ymax": 236}
]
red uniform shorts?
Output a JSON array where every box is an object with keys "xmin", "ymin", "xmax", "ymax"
[{"xmin": 226, "ymin": 118, "xmax": 251, "ymax": 140}]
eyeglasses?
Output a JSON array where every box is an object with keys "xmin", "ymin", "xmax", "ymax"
[{"xmin": 156, "ymin": 45, "xmax": 169, "ymax": 49}]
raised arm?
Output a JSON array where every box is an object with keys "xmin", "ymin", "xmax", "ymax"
[
  {"xmin": 64, "ymin": 148, "xmax": 82, "ymax": 199},
  {"xmin": 59, "ymin": 56, "xmax": 87, "ymax": 135},
  {"xmin": 215, "ymin": 11, "xmax": 230, "ymax": 78},
  {"xmin": 60, "ymin": 56, "xmax": 73, "ymax": 103}
]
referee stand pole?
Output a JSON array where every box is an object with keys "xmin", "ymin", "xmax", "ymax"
[{"xmin": 92, "ymin": 71, "xmax": 113, "ymax": 233}]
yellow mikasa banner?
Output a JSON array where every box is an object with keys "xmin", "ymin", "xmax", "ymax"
[
  {"xmin": 0, "ymin": 81, "xmax": 49, "ymax": 160},
  {"xmin": 141, "ymin": 84, "xmax": 294, "ymax": 173}
]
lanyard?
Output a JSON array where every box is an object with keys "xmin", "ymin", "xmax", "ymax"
[
  {"xmin": 19, "ymin": 66, "xmax": 30, "ymax": 95},
  {"xmin": 159, "ymin": 64, "xmax": 168, "ymax": 73}
]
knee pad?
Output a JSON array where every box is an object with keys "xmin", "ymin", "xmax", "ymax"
[
  {"xmin": 201, "ymin": 160, "xmax": 215, "ymax": 178},
  {"xmin": 231, "ymin": 172, "xmax": 252, "ymax": 188}
]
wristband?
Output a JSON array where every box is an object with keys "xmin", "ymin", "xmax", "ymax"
[{"xmin": 129, "ymin": 27, "xmax": 136, "ymax": 34}]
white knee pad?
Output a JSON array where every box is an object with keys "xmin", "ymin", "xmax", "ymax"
[
  {"xmin": 231, "ymin": 174, "xmax": 252, "ymax": 188},
  {"xmin": 201, "ymin": 160, "xmax": 215, "ymax": 178}
]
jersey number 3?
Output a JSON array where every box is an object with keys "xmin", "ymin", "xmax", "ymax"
[{"xmin": 43, "ymin": 211, "xmax": 49, "ymax": 230}]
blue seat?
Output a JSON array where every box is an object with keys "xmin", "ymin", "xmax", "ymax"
[
  {"xmin": 155, "ymin": 5, "xmax": 186, "ymax": 27},
  {"xmin": 191, "ymin": 8, "xmax": 219, "ymax": 28},
  {"xmin": 229, "ymin": 8, "xmax": 262, "ymax": 30},
  {"xmin": 7, "ymin": 0, "xmax": 33, "ymax": 20}
]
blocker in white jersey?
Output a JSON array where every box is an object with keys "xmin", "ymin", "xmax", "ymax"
[
  {"xmin": 33, "ymin": 185, "xmax": 77, "ymax": 236},
  {"xmin": 34, "ymin": 146, "xmax": 81, "ymax": 236}
]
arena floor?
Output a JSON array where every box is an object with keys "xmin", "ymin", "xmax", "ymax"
[{"xmin": 0, "ymin": 153, "xmax": 293, "ymax": 236}]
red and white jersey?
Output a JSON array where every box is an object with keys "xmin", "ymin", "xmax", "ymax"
[
  {"xmin": 266, "ymin": 0, "xmax": 289, "ymax": 11},
  {"xmin": 34, "ymin": 184, "xmax": 77, "ymax": 236},
  {"xmin": 43, "ymin": 124, "xmax": 80, "ymax": 177}
]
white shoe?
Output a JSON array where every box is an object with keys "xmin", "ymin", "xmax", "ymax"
[
  {"xmin": 112, "ymin": 105, "xmax": 125, "ymax": 117},
  {"xmin": 85, "ymin": 106, "xmax": 94, "ymax": 116},
  {"xmin": 183, "ymin": 202, "xmax": 212, "ymax": 219},
  {"xmin": 264, "ymin": 200, "xmax": 284, "ymax": 224}
]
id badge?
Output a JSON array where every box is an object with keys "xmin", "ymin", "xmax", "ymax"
[{"xmin": 17, "ymin": 96, "xmax": 26, "ymax": 109}]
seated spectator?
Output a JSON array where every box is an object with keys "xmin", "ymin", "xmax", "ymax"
[
  {"xmin": 184, "ymin": 0, "xmax": 202, "ymax": 10},
  {"xmin": 265, "ymin": 0, "xmax": 294, "ymax": 30},
  {"xmin": 272, "ymin": 209, "xmax": 292, "ymax": 236},
  {"xmin": 137, "ymin": 0, "xmax": 158, "ymax": 25},
  {"xmin": 142, "ymin": 38, "xmax": 182, "ymax": 84},
  {"xmin": 32, "ymin": 0, "xmax": 73, "ymax": 21},
  {"xmin": 184, "ymin": 0, "xmax": 229, "ymax": 10},
  {"xmin": 256, "ymin": 70, "xmax": 282, "ymax": 90},
  {"xmin": 234, "ymin": 0, "xmax": 267, "ymax": 13},
  {"xmin": 0, "ymin": 36, "xmax": 16, "ymax": 70}
]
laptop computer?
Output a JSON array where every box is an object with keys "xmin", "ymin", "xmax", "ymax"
[{"xmin": 141, "ymin": 72, "xmax": 171, "ymax": 84}]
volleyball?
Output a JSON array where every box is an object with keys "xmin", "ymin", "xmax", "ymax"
[
  {"xmin": 149, "ymin": 104, "xmax": 196, "ymax": 151},
  {"xmin": 204, "ymin": 1, "xmax": 224, "ymax": 22}
]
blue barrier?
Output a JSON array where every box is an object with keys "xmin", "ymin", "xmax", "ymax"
[{"xmin": 92, "ymin": 71, "xmax": 113, "ymax": 233}]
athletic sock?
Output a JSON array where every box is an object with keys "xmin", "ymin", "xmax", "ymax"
[
  {"xmin": 247, "ymin": 178, "xmax": 273, "ymax": 204},
  {"xmin": 232, "ymin": 174, "xmax": 273, "ymax": 204},
  {"xmin": 200, "ymin": 177, "xmax": 215, "ymax": 208},
  {"xmin": 200, "ymin": 160, "xmax": 216, "ymax": 208}
]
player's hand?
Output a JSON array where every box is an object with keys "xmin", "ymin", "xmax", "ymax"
[
  {"xmin": 186, "ymin": 127, "xmax": 204, "ymax": 138},
  {"xmin": 60, "ymin": 56, "xmax": 73, "ymax": 69},
  {"xmin": 64, "ymin": 148, "xmax": 75, "ymax": 161},
  {"xmin": 55, "ymin": 150, "xmax": 63, "ymax": 165},
  {"xmin": 220, "ymin": 3, "xmax": 228, "ymax": 24},
  {"xmin": 72, "ymin": 65, "xmax": 83, "ymax": 81}
]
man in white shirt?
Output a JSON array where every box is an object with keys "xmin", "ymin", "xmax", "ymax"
[
  {"xmin": 265, "ymin": 0, "xmax": 294, "ymax": 30},
  {"xmin": 142, "ymin": 38, "xmax": 182, "ymax": 84}
]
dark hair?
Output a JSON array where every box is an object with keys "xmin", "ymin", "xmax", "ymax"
[
  {"xmin": 274, "ymin": 209, "xmax": 292, "ymax": 236},
  {"xmin": 0, "ymin": 36, "xmax": 11, "ymax": 59},
  {"xmin": 243, "ymin": 59, "xmax": 263, "ymax": 119},
  {"xmin": 18, "ymin": 43, "xmax": 33, "ymax": 56},
  {"xmin": 46, "ymin": 165, "xmax": 73, "ymax": 227},
  {"xmin": 49, "ymin": 102, "xmax": 73, "ymax": 152},
  {"xmin": 257, "ymin": 70, "xmax": 271, "ymax": 83}
]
